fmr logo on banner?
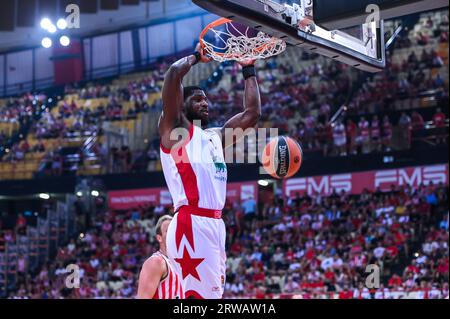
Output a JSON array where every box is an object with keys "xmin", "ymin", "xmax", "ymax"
[
  {"xmin": 283, "ymin": 164, "xmax": 448, "ymax": 197},
  {"xmin": 374, "ymin": 165, "xmax": 448, "ymax": 190},
  {"xmin": 284, "ymin": 174, "xmax": 352, "ymax": 197}
]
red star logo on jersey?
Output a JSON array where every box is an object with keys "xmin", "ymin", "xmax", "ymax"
[{"xmin": 174, "ymin": 248, "xmax": 204, "ymax": 281}]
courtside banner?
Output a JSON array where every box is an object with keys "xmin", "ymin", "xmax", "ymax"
[
  {"xmin": 283, "ymin": 163, "xmax": 449, "ymax": 197},
  {"xmin": 108, "ymin": 182, "xmax": 258, "ymax": 210},
  {"xmin": 227, "ymin": 181, "xmax": 259, "ymax": 203},
  {"xmin": 108, "ymin": 188, "xmax": 171, "ymax": 210}
]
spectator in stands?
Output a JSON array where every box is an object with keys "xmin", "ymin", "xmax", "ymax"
[
  {"xmin": 432, "ymin": 107, "xmax": 447, "ymax": 144},
  {"xmin": 283, "ymin": 276, "xmax": 300, "ymax": 293},
  {"xmin": 12, "ymin": 145, "xmax": 25, "ymax": 162},
  {"xmin": 399, "ymin": 112, "xmax": 412, "ymax": 150},
  {"xmin": 370, "ymin": 115, "xmax": 381, "ymax": 152},
  {"xmin": 0, "ymin": 131, "xmax": 6, "ymax": 145},
  {"xmin": 2, "ymin": 10, "xmax": 450, "ymax": 298},
  {"xmin": 130, "ymin": 150, "xmax": 148, "ymax": 173},
  {"xmin": 407, "ymin": 51, "xmax": 419, "ymax": 69},
  {"xmin": 431, "ymin": 51, "xmax": 444, "ymax": 68},
  {"xmin": 421, "ymin": 49, "xmax": 431, "ymax": 65},
  {"xmin": 433, "ymin": 74, "xmax": 445, "ymax": 89},
  {"xmin": 439, "ymin": 214, "xmax": 448, "ymax": 231},
  {"xmin": 119, "ymin": 146, "xmax": 132, "ymax": 173},
  {"xmin": 17, "ymin": 254, "xmax": 27, "ymax": 286},
  {"xmin": 332, "ymin": 119, "xmax": 347, "ymax": 156},
  {"xmin": 6, "ymin": 182, "xmax": 449, "ymax": 299},
  {"xmin": 303, "ymin": 112, "xmax": 316, "ymax": 149},
  {"xmin": 357, "ymin": 116, "xmax": 370, "ymax": 154},
  {"xmin": 440, "ymin": 30, "xmax": 449, "ymax": 43},
  {"xmin": 15, "ymin": 213, "xmax": 27, "ymax": 235},
  {"xmin": 411, "ymin": 111, "xmax": 425, "ymax": 131},
  {"xmin": 51, "ymin": 153, "xmax": 63, "ymax": 176},
  {"xmin": 381, "ymin": 115, "xmax": 393, "ymax": 152},
  {"xmin": 433, "ymin": 108, "xmax": 446, "ymax": 128},
  {"xmin": 315, "ymin": 120, "xmax": 332, "ymax": 157},
  {"xmin": 0, "ymin": 236, "xmax": 9, "ymax": 263},
  {"xmin": 242, "ymin": 196, "xmax": 257, "ymax": 230},
  {"xmin": 346, "ymin": 119, "xmax": 357, "ymax": 155},
  {"xmin": 417, "ymin": 32, "xmax": 430, "ymax": 46},
  {"xmin": 3, "ymin": 230, "xmax": 14, "ymax": 243},
  {"xmin": 5, "ymin": 18, "xmax": 449, "ymax": 171},
  {"xmin": 146, "ymin": 147, "xmax": 159, "ymax": 172},
  {"xmin": 20, "ymin": 140, "xmax": 30, "ymax": 153},
  {"xmin": 92, "ymin": 142, "xmax": 108, "ymax": 170}
]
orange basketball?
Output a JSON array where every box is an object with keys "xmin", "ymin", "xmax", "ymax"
[{"xmin": 261, "ymin": 136, "xmax": 303, "ymax": 179}]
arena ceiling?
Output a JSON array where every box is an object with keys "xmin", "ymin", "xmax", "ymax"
[{"xmin": 0, "ymin": 0, "xmax": 202, "ymax": 51}]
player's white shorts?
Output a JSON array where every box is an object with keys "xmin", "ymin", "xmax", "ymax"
[{"xmin": 166, "ymin": 205, "xmax": 226, "ymax": 299}]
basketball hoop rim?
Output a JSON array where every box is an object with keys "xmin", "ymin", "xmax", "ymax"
[
  {"xmin": 199, "ymin": 17, "xmax": 233, "ymax": 44},
  {"xmin": 199, "ymin": 17, "xmax": 286, "ymax": 60}
]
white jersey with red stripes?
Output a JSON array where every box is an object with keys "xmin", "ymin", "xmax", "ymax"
[
  {"xmin": 383, "ymin": 120, "xmax": 392, "ymax": 137},
  {"xmin": 371, "ymin": 119, "xmax": 380, "ymax": 138},
  {"xmin": 151, "ymin": 251, "xmax": 184, "ymax": 299},
  {"xmin": 332, "ymin": 123, "xmax": 346, "ymax": 140},
  {"xmin": 359, "ymin": 120, "xmax": 370, "ymax": 137},
  {"xmin": 160, "ymin": 124, "xmax": 227, "ymax": 211}
]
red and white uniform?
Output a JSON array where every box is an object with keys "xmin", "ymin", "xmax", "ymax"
[
  {"xmin": 371, "ymin": 119, "xmax": 380, "ymax": 140},
  {"xmin": 358, "ymin": 120, "xmax": 370, "ymax": 142},
  {"xmin": 160, "ymin": 124, "xmax": 227, "ymax": 211},
  {"xmin": 151, "ymin": 251, "xmax": 184, "ymax": 299},
  {"xmin": 160, "ymin": 124, "xmax": 227, "ymax": 299},
  {"xmin": 433, "ymin": 112, "xmax": 446, "ymax": 127},
  {"xmin": 382, "ymin": 120, "xmax": 392, "ymax": 140},
  {"xmin": 332, "ymin": 123, "xmax": 347, "ymax": 147}
]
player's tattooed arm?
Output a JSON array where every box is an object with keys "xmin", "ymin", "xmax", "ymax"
[{"xmin": 220, "ymin": 60, "xmax": 261, "ymax": 148}]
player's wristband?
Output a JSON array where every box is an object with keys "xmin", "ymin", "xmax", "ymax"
[
  {"xmin": 192, "ymin": 52, "xmax": 202, "ymax": 65},
  {"xmin": 242, "ymin": 65, "xmax": 256, "ymax": 80}
]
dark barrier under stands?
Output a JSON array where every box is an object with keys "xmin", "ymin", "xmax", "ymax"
[{"xmin": 0, "ymin": 145, "xmax": 448, "ymax": 196}]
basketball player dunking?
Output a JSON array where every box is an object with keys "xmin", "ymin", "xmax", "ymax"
[
  {"xmin": 159, "ymin": 44, "xmax": 261, "ymax": 299},
  {"xmin": 137, "ymin": 215, "xmax": 184, "ymax": 299}
]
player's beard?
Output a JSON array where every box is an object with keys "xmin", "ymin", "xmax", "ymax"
[{"xmin": 185, "ymin": 109, "xmax": 209, "ymax": 127}]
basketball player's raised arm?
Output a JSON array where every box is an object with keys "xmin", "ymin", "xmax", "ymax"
[
  {"xmin": 221, "ymin": 60, "xmax": 261, "ymax": 148},
  {"xmin": 159, "ymin": 56, "xmax": 196, "ymax": 136},
  {"xmin": 136, "ymin": 257, "xmax": 165, "ymax": 299},
  {"xmin": 159, "ymin": 44, "xmax": 211, "ymax": 149}
]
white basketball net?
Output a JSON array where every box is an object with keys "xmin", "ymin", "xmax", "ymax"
[{"xmin": 201, "ymin": 21, "xmax": 287, "ymax": 62}]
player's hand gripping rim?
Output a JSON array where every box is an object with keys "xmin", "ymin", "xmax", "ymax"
[{"xmin": 195, "ymin": 42, "xmax": 213, "ymax": 63}]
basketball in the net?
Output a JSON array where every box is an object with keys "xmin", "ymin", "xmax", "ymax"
[{"xmin": 261, "ymin": 136, "xmax": 303, "ymax": 179}]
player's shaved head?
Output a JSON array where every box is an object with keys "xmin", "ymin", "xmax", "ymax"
[{"xmin": 183, "ymin": 86, "xmax": 204, "ymax": 101}]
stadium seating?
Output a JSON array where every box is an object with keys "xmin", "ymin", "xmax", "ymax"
[
  {"xmin": 2, "ymin": 183, "xmax": 448, "ymax": 299},
  {"xmin": 1, "ymin": 10, "xmax": 448, "ymax": 181},
  {"xmin": 0, "ymin": 8, "xmax": 448, "ymax": 300}
]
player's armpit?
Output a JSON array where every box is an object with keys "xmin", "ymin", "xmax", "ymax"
[
  {"xmin": 136, "ymin": 256, "xmax": 166, "ymax": 299},
  {"xmin": 220, "ymin": 76, "xmax": 261, "ymax": 148}
]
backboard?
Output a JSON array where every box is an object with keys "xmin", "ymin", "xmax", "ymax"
[
  {"xmin": 193, "ymin": 0, "xmax": 386, "ymax": 72},
  {"xmin": 312, "ymin": 0, "xmax": 449, "ymax": 30}
]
